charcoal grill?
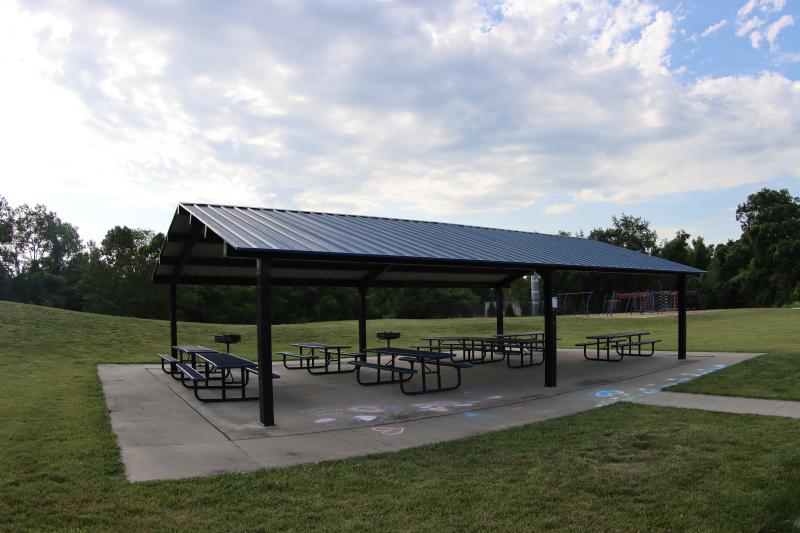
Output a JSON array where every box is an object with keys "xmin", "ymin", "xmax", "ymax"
[
  {"xmin": 376, "ymin": 331, "xmax": 401, "ymax": 347},
  {"xmin": 214, "ymin": 333, "xmax": 242, "ymax": 353}
]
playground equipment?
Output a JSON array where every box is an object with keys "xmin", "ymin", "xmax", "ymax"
[{"xmin": 603, "ymin": 290, "xmax": 704, "ymax": 316}]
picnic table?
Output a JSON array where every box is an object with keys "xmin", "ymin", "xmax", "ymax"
[
  {"xmin": 278, "ymin": 342, "xmax": 358, "ymax": 375},
  {"xmin": 576, "ymin": 332, "xmax": 662, "ymax": 362},
  {"xmin": 350, "ymin": 347, "xmax": 471, "ymax": 395},
  {"xmin": 419, "ymin": 335, "xmax": 544, "ymax": 367},
  {"xmin": 480, "ymin": 337, "xmax": 545, "ymax": 368},
  {"xmin": 418, "ymin": 336, "xmax": 505, "ymax": 364},
  {"xmin": 495, "ymin": 331, "xmax": 545, "ymax": 340},
  {"xmin": 158, "ymin": 346, "xmax": 279, "ymax": 402}
]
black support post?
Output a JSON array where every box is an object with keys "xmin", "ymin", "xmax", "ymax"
[
  {"xmin": 358, "ymin": 284, "xmax": 368, "ymax": 361},
  {"xmin": 169, "ymin": 283, "xmax": 177, "ymax": 357},
  {"xmin": 257, "ymin": 258, "xmax": 275, "ymax": 426},
  {"xmin": 678, "ymin": 274, "xmax": 687, "ymax": 360},
  {"xmin": 542, "ymin": 270, "xmax": 557, "ymax": 387},
  {"xmin": 495, "ymin": 285, "xmax": 504, "ymax": 335}
]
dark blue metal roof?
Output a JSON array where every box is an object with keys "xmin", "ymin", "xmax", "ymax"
[{"xmin": 153, "ymin": 203, "xmax": 701, "ymax": 286}]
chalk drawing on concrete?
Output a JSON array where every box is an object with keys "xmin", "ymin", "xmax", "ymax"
[
  {"xmin": 371, "ymin": 427, "xmax": 405, "ymax": 436},
  {"xmin": 314, "ymin": 417, "xmax": 337, "ymax": 424},
  {"xmin": 463, "ymin": 411, "xmax": 497, "ymax": 419},
  {"xmin": 412, "ymin": 400, "xmax": 477, "ymax": 413},
  {"xmin": 348, "ymin": 405, "xmax": 386, "ymax": 414},
  {"xmin": 595, "ymin": 390, "xmax": 626, "ymax": 398}
]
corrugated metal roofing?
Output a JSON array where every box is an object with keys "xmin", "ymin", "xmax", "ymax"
[{"xmin": 153, "ymin": 203, "xmax": 702, "ymax": 285}]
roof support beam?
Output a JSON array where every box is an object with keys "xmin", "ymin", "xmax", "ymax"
[
  {"xmin": 357, "ymin": 284, "xmax": 368, "ymax": 360},
  {"xmin": 166, "ymin": 231, "xmax": 224, "ymax": 244},
  {"xmin": 497, "ymin": 270, "xmax": 530, "ymax": 287},
  {"xmin": 361, "ymin": 264, "xmax": 392, "ymax": 284},
  {"xmin": 171, "ymin": 223, "xmax": 204, "ymax": 283},
  {"xmin": 159, "ymin": 257, "xmax": 256, "ymax": 268},
  {"xmin": 495, "ymin": 285, "xmax": 504, "ymax": 336},
  {"xmin": 677, "ymin": 274, "xmax": 687, "ymax": 360},
  {"xmin": 542, "ymin": 269, "xmax": 557, "ymax": 387},
  {"xmin": 153, "ymin": 274, "xmax": 508, "ymax": 288},
  {"xmin": 257, "ymin": 258, "xmax": 275, "ymax": 426}
]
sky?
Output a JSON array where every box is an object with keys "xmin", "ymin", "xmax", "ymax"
[{"xmin": 1, "ymin": 0, "xmax": 799, "ymax": 246}]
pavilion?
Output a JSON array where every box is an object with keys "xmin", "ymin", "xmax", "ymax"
[{"xmin": 153, "ymin": 203, "xmax": 702, "ymax": 426}]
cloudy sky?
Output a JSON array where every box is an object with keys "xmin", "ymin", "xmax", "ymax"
[{"xmin": 2, "ymin": 0, "xmax": 799, "ymax": 245}]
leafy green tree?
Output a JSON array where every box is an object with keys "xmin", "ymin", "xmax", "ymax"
[
  {"xmin": 691, "ymin": 237, "xmax": 713, "ymax": 271},
  {"xmin": 734, "ymin": 188, "xmax": 800, "ymax": 305},
  {"xmin": 9, "ymin": 203, "xmax": 81, "ymax": 274},
  {"xmin": 80, "ymin": 227, "xmax": 167, "ymax": 318},
  {"xmin": 589, "ymin": 214, "xmax": 658, "ymax": 253},
  {"xmin": 659, "ymin": 230, "xmax": 691, "ymax": 265}
]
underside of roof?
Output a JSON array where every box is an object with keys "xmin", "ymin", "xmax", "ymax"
[{"xmin": 152, "ymin": 203, "xmax": 702, "ymax": 287}]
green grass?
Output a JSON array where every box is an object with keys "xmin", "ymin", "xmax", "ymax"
[{"xmin": 1, "ymin": 301, "xmax": 799, "ymax": 531}]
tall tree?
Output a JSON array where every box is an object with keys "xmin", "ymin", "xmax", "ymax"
[
  {"xmin": 589, "ymin": 214, "xmax": 658, "ymax": 253},
  {"xmin": 735, "ymin": 188, "xmax": 800, "ymax": 305},
  {"xmin": 659, "ymin": 230, "xmax": 692, "ymax": 265}
]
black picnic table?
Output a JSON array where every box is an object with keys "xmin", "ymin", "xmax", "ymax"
[
  {"xmin": 351, "ymin": 347, "xmax": 471, "ymax": 395},
  {"xmin": 577, "ymin": 332, "xmax": 662, "ymax": 362},
  {"xmin": 419, "ymin": 335, "xmax": 543, "ymax": 367},
  {"xmin": 162, "ymin": 345, "xmax": 278, "ymax": 402},
  {"xmin": 281, "ymin": 342, "xmax": 357, "ymax": 375}
]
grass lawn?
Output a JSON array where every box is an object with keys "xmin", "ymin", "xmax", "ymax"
[{"xmin": 1, "ymin": 301, "xmax": 799, "ymax": 530}]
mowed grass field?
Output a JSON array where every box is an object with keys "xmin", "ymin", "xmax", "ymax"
[{"xmin": 1, "ymin": 301, "xmax": 799, "ymax": 531}]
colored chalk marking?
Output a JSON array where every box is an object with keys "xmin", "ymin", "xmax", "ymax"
[
  {"xmin": 371, "ymin": 427, "xmax": 404, "ymax": 436},
  {"xmin": 594, "ymin": 390, "xmax": 625, "ymax": 398}
]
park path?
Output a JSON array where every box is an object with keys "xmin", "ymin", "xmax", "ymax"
[{"xmin": 632, "ymin": 392, "xmax": 800, "ymax": 418}]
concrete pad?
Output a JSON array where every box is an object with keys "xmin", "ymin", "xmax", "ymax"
[
  {"xmin": 235, "ymin": 430, "xmax": 393, "ymax": 468},
  {"xmin": 121, "ymin": 442, "xmax": 261, "ymax": 481},
  {"xmin": 99, "ymin": 349, "xmax": 765, "ymax": 481}
]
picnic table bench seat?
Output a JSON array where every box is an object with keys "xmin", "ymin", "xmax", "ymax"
[
  {"xmin": 280, "ymin": 344, "xmax": 357, "ymax": 374},
  {"xmin": 157, "ymin": 353, "xmax": 180, "ymax": 375},
  {"xmin": 278, "ymin": 350, "xmax": 315, "ymax": 360},
  {"xmin": 349, "ymin": 360, "xmax": 416, "ymax": 387},
  {"xmin": 245, "ymin": 367, "xmax": 281, "ymax": 379},
  {"xmin": 614, "ymin": 338, "xmax": 662, "ymax": 356},
  {"xmin": 175, "ymin": 362, "xmax": 205, "ymax": 383},
  {"xmin": 398, "ymin": 357, "xmax": 472, "ymax": 369}
]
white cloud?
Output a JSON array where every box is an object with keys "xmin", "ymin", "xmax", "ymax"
[
  {"xmin": 736, "ymin": 16, "xmax": 765, "ymax": 37},
  {"xmin": 701, "ymin": 19, "xmax": 728, "ymax": 38},
  {"xmin": 1, "ymin": 0, "xmax": 800, "ymax": 241},
  {"xmin": 766, "ymin": 15, "xmax": 794, "ymax": 51},
  {"xmin": 735, "ymin": 0, "xmax": 791, "ymax": 50},
  {"xmin": 544, "ymin": 203, "xmax": 577, "ymax": 215}
]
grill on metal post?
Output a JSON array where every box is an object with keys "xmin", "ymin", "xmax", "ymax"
[
  {"xmin": 214, "ymin": 333, "xmax": 242, "ymax": 353},
  {"xmin": 376, "ymin": 331, "xmax": 400, "ymax": 347}
]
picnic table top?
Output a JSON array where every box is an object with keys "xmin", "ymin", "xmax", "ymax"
[
  {"xmin": 196, "ymin": 351, "xmax": 257, "ymax": 369},
  {"xmin": 419, "ymin": 335, "xmax": 475, "ymax": 341},
  {"xmin": 495, "ymin": 331, "xmax": 544, "ymax": 338},
  {"xmin": 585, "ymin": 332, "xmax": 650, "ymax": 340},
  {"xmin": 366, "ymin": 347, "xmax": 454, "ymax": 360},
  {"xmin": 420, "ymin": 336, "xmax": 542, "ymax": 344},
  {"xmin": 291, "ymin": 342, "xmax": 351, "ymax": 350},
  {"xmin": 173, "ymin": 345, "xmax": 218, "ymax": 354}
]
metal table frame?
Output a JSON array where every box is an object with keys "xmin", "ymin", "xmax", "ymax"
[
  {"xmin": 579, "ymin": 332, "xmax": 653, "ymax": 362},
  {"xmin": 286, "ymin": 342, "xmax": 358, "ymax": 375},
  {"xmin": 364, "ymin": 347, "xmax": 470, "ymax": 394}
]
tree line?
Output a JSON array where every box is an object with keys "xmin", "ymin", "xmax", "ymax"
[{"xmin": 0, "ymin": 188, "xmax": 797, "ymax": 324}]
